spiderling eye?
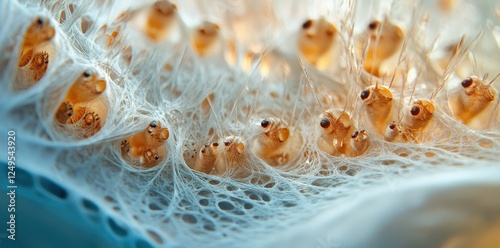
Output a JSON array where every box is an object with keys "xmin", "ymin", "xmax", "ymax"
[
  {"xmin": 320, "ymin": 118, "xmax": 330, "ymax": 129},
  {"xmin": 351, "ymin": 131, "xmax": 359, "ymax": 138},
  {"xmin": 302, "ymin": 19, "xmax": 313, "ymax": 29},
  {"xmin": 83, "ymin": 70, "xmax": 92, "ymax": 78},
  {"xmin": 261, "ymin": 119, "xmax": 270, "ymax": 128},
  {"xmin": 360, "ymin": 89, "xmax": 370, "ymax": 100},
  {"xmin": 150, "ymin": 121, "xmax": 157, "ymax": 128},
  {"xmin": 37, "ymin": 17, "xmax": 45, "ymax": 25},
  {"xmin": 368, "ymin": 21, "xmax": 379, "ymax": 30},
  {"xmin": 411, "ymin": 106, "xmax": 420, "ymax": 116},
  {"xmin": 461, "ymin": 77, "xmax": 473, "ymax": 88}
]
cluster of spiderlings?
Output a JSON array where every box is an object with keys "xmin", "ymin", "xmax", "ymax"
[{"xmin": 0, "ymin": 0, "xmax": 499, "ymax": 247}]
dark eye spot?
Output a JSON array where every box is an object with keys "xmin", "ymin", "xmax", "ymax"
[
  {"xmin": 411, "ymin": 106, "xmax": 420, "ymax": 116},
  {"xmin": 37, "ymin": 17, "xmax": 45, "ymax": 25},
  {"xmin": 83, "ymin": 70, "xmax": 91, "ymax": 77},
  {"xmin": 302, "ymin": 19, "xmax": 313, "ymax": 29},
  {"xmin": 201, "ymin": 148, "xmax": 205, "ymax": 153},
  {"xmin": 320, "ymin": 118, "xmax": 330, "ymax": 129},
  {"xmin": 351, "ymin": 131, "xmax": 359, "ymax": 138},
  {"xmin": 368, "ymin": 21, "xmax": 379, "ymax": 30},
  {"xmin": 155, "ymin": 155, "xmax": 159, "ymax": 160},
  {"xmin": 212, "ymin": 142, "xmax": 218, "ymax": 147},
  {"xmin": 150, "ymin": 121, "xmax": 157, "ymax": 128},
  {"xmin": 461, "ymin": 77, "xmax": 473, "ymax": 88},
  {"xmin": 389, "ymin": 123, "xmax": 396, "ymax": 129},
  {"xmin": 360, "ymin": 89, "xmax": 370, "ymax": 100},
  {"xmin": 261, "ymin": 119, "xmax": 269, "ymax": 128},
  {"xmin": 224, "ymin": 141, "xmax": 230, "ymax": 146}
]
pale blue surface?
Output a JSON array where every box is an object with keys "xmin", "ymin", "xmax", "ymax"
[{"xmin": 0, "ymin": 164, "xmax": 152, "ymax": 248}]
